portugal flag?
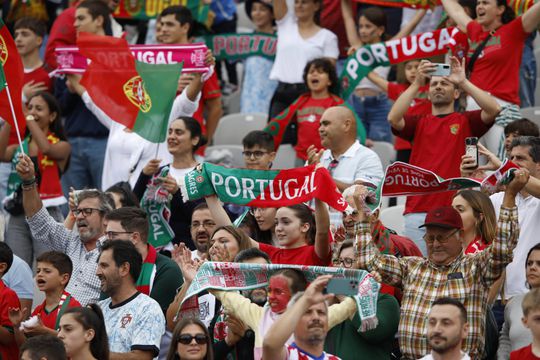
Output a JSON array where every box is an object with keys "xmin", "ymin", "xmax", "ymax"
[
  {"xmin": 78, "ymin": 33, "xmax": 182, "ymax": 143},
  {"xmin": 0, "ymin": 18, "xmax": 25, "ymax": 139}
]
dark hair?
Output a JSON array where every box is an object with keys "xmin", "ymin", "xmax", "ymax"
[
  {"xmin": 459, "ymin": 0, "xmax": 477, "ymax": 18},
  {"xmin": 509, "ymin": 136, "xmax": 540, "ymax": 163},
  {"xmin": 453, "ymin": 190, "xmax": 497, "ymax": 244},
  {"xmin": 27, "ymin": 92, "xmax": 67, "ymax": 141},
  {"xmin": 303, "ymin": 58, "xmax": 339, "ymax": 95},
  {"xmin": 211, "ymin": 225, "xmax": 253, "ymax": 258},
  {"xmin": 106, "ymin": 182, "xmax": 140, "ymax": 208},
  {"xmin": 282, "ymin": 204, "xmax": 316, "ymax": 244},
  {"xmin": 526, "ymin": 243, "xmax": 540, "ymax": 289},
  {"xmin": 359, "ymin": 7, "xmax": 387, "ymax": 40},
  {"xmin": 234, "ymin": 247, "xmax": 271, "ymax": 263},
  {"xmin": 14, "ymin": 17, "xmax": 47, "ymax": 38},
  {"xmin": 99, "ymin": 240, "xmax": 142, "ymax": 283},
  {"xmin": 504, "ymin": 118, "xmax": 540, "ymax": 137},
  {"xmin": 496, "ymin": 0, "xmax": 515, "ymax": 24},
  {"xmin": 167, "ymin": 318, "xmax": 214, "ymax": 360},
  {"xmin": 240, "ymin": 211, "xmax": 274, "ymax": 245},
  {"xmin": 432, "ymin": 297, "xmax": 468, "ymax": 324},
  {"xmin": 105, "ymin": 207, "xmax": 149, "ymax": 243},
  {"xmin": 61, "ymin": 304, "xmax": 110, "ymax": 359},
  {"xmin": 243, "ymin": 130, "xmax": 275, "ymax": 152},
  {"xmin": 336, "ymin": 239, "xmax": 354, "ymax": 259},
  {"xmin": 160, "ymin": 5, "xmax": 195, "ymax": 38},
  {"xmin": 36, "ymin": 251, "xmax": 73, "ymax": 281},
  {"xmin": 170, "ymin": 117, "xmax": 207, "ymax": 152},
  {"xmin": 20, "ymin": 334, "xmax": 67, "ymax": 360},
  {"xmin": 0, "ymin": 242, "xmax": 13, "ymax": 274},
  {"xmin": 77, "ymin": 0, "xmax": 112, "ymax": 31},
  {"xmin": 77, "ymin": 189, "xmax": 115, "ymax": 215},
  {"xmin": 272, "ymin": 269, "xmax": 308, "ymax": 294},
  {"xmin": 192, "ymin": 202, "xmax": 209, "ymax": 214}
]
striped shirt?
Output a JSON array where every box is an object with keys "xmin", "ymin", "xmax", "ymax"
[
  {"xmin": 356, "ymin": 207, "xmax": 519, "ymax": 360},
  {"xmin": 27, "ymin": 207, "xmax": 103, "ymax": 305}
]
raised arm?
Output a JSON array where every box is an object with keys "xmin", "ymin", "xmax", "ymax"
[
  {"xmin": 0, "ymin": 122, "xmax": 17, "ymax": 162},
  {"xmin": 314, "ymin": 198, "xmax": 331, "ymax": 262},
  {"xmin": 367, "ymin": 72, "xmax": 389, "ymax": 92},
  {"xmin": 440, "ymin": 0, "xmax": 473, "ymax": 32},
  {"xmin": 341, "ymin": 0, "xmax": 362, "ymax": 48},
  {"xmin": 522, "ymin": 1, "xmax": 540, "ymax": 33},
  {"xmin": 273, "ymin": 0, "xmax": 288, "ymax": 21},
  {"xmin": 391, "ymin": 9, "xmax": 427, "ymax": 40},
  {"xmin": 25, "ymin": 117, "xmax": 71, "ymax": 163}
]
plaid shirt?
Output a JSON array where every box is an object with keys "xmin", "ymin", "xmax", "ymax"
[
  {"xmin": 27, "ymin": 207, "xmax": 103, "ymax": 306},
  {"xmin": 356, "ymin": 207, "xmax": 519, "ymax": 360}
]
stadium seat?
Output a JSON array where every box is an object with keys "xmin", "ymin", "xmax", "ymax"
[
  {"xmin": 372, "ymin": 141, "xmax": 396, "ymax": 170},
  {"xmin": 205, "ymin": 145, "xmax": 245, "ymax": 168},
  {"xmin": 379, "ymin": 204, "xmax": 405, "ymax": 235},
  {"xmin": 213, "ymin": 113, "xmax": 268, "ymax": 145},
  {"xmin": 273, "ymin": 145, "xmax": 297, "ymax": 169},
  {"xmin": 222, "ymin": 89, "xmax": 241, "ymax": 115}
]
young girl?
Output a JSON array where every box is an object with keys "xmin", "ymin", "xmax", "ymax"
[
  {"xmin": 341, "ymin": 0, "xmax": 426, "ymax": 145},
  {"xmin": 57, "ymin": 304, "xmax": 110, "ymax": 360},
  {"xmin": 265, "ymin": 58, "xmax": 344, "ymax": 164}
]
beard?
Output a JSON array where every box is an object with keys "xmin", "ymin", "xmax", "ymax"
[
  {"xmin": 429, "ymin": 333, "xmax": 462, "ymax": 354},
  {"xmin": 79, "ymin": 227, "xmax": 101, "ymax": 243}
]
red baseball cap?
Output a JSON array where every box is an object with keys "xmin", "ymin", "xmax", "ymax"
[{"xmin": 419, "ymin": 206, "xmax": 463, "ymax": 229}]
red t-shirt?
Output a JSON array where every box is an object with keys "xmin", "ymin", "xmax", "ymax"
[
  {"xmin": 464, "ymin": 235, "xmax": 488, "ymax": 254},
  {"xmin": 45, "ymin": 6, "xmax": 77, "ymax": 69},
  {"xmin": 395, "ymin": 110, "xmax": 491, "ymax": 214},
  {"xmin": 259, "ymin": 243, "xmax": 330, "ymax": 266},
  {"xmin": 0, "ymin": 280, "xmax": 20, "ymax": 360},
  {"xmin": 321, "ymin": 0, "xmax": 352, "ymax": 58},
  {"xmin": 511, "ymin": 345, "xmax": 540, "ymax": 360},
  {"xmin": 24, "ymin": 66, "xmax": 53, "ymax": 94},
  {"xmin": 295, "ymin": 95, "xmax": 344, "ymax": 160},
  {"xmin": 467, "ymin": 17, "xmax": 529, "ymax": 105},
  {"xmin": 387, "ymin": 83, "xmax": 430, "ymax": 151},
  {"xmin": 32, "ymin": 291, "xmax": 81, "ymax": 330},
  {"xmin": 192, "ymin": 72, "xmax": 222, "ymax": 156}
]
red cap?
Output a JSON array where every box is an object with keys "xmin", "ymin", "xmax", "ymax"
[{"xmin": 419, "ymin": 206, "xmax": 463, "ymax": 229}]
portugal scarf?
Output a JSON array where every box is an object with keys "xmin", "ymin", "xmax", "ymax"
[
  {"xmin": 136, "ymin": 245, "xmax": 157, "ymax": 295},
  {"xmin": 180, "ymin": 163, "xmax": 352, "ymax": 213}
]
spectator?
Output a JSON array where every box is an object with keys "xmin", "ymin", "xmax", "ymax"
[
  {"xmin": 134, "ymin": 117, "xmax": 207, "ymax": 251},
  {"xmin": 3, "ymin": 254, "xmax": 34, "ymax": 322},
  {"xmin": 509, "ymin": 288, "xmax": 540, "ymax": 359},
  {"xmin": 325, "ymin": 239, "xmax": 400, "ymax": 360},
  {"xmin": 268, "ymin": 0, "xmax": 338, "ymax": 144},
  {"xmin": 166, "ymin": 318, "xmax": 214, "ymax": 360},
  {"xmin": 498, "ymin": 243, "xmax": 540, "ymax": 358},
  {"xmin": 355, "ymin": 172, "xmax": 526, "ymax": 359},
  {"xmin": 441, "ymin": 0, "xmax": 540, "ymax": 159},
  {"xmin": 16, "ymin": 153, "xmax": 114, "ymax": 305},
  {"xmin": 341, "ymin": 1, "xmax": 426, "ymax": 144},
  {"xmin": 262, "ymin": 275, "xmax": 341, "ymax": 360},
  {"xmin": 57, "ymin": 304, "xmax": 110, "ymax": 360},
  {"xmin": 9, "ymin": 251, "xmax": 81, "ymax": 345},
  {"xmin": 20, "ymin": 335, "xmax": 67, "ymax": 360},
  {"xmin": 97, "ymin": 240, "xmax": 165, "ymax": 359},
  {"xmin": 419, "ymin": 298, "xmax": 470, "ymax": 360},
  {"xmin": 503, "ymin": 118, "xmax": 539, "ymax": 154},
  {"xmin": 159, "ymin": 5, "xmax": 223, "ymax": 148},
  {"xmin": 388, "ymin": 58, "xmax": 500, "ymax": 253},
  {"xmin": 189, "ymin": 203, "xmax": 217, "ymax": 260},
  {"xmin": 241, "ymin": 0, "xmax": 278, "ymax": 114},
  {"xmin": 0, "ymin": 242, "xmax": 20, "ymax": 360},
  {"xmin": 1, "ymin": 92, "xmax": 70, "ymax": 267},
  {"xmin": 105, "ymin": 181, "xmax": 140, "ymax": 209},
  {"xmin": 210, "ymin": 0, "xmax": 239, "ymax": 90}
]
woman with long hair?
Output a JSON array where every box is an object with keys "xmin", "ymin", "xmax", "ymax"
[
  {"xmin": 166, "ymin": 318, "xmax": 214, "ymax": 360},
  {"xmin": 0, "ymin": 91, "xmax": 70, "ymax": 266},
  {"xmin": 57, "ymin": 304, "xmax": 109, "ymax": 360}
]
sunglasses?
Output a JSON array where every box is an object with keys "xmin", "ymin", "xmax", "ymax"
[{"xmin": 178, "ymin": 334, "xmax": 208, "ymax": 345}]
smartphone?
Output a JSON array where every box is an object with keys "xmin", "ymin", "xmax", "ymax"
[
  {"xmin": 465, "ymin": 137, "xmax": 479, "ymax": 169},
  {"xmin": 324, "ymin": 278, "xmax": 359, "ymax": 296},
  {"xmin": 431, "ymin": 63, "xmax": 451, "ymax": 77}
]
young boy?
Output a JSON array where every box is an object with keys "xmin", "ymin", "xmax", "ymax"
[
  {"xmin": 10, "ymin": 251, "xmax": 81, "ymax": 343},
  {"xmin": 511, "ymin": 288, "xmax": 540, "ymax": 359},
  {"xmin": 504, "ymin": 118, "xmax": 540, "ymax": 154},
  {"xmin": 14, "ymin": 17, "xmax": 53, "ymax": 103},
  {"xmin": 242, "ymin": 130, "xmax": 276, "ymax": 170},
  {"xmin": 0, "ymin": 242, "xmax": 21, "ymax": 360}
]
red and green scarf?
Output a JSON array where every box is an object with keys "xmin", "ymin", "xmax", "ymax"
[{"xmin": 135, "ymin": 245, "xmax": 157, "ymax": 295}]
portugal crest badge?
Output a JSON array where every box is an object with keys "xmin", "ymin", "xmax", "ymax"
[
  {"xmin": 123, "ymin": 76, "xmax": 152, "ymax": 113},
  {"xmin": 0, "ymin": 35, "xmax": 8, "ymax": 66}
]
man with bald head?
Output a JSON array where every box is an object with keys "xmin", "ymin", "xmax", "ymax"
[{"xmin": 308, "ymin": 106, "xmax": 383, "ymax": 192}]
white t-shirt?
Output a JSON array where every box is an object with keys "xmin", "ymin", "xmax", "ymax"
[
  {"xmin": 168, "ymin": 166, "xmax": 196, "ymax": 184},
  {"xmin": 99, "ymin": 292, "xmax": 165, "ymax": 359},
  {"xmin": 269, "ymin": 10, "xmax": 339, "ymax": 84},
  {"xmin": 356, "ymin": 66, "xmax": 391, "ymax": 92},
  {"xmin": 419, "ymin": 352, "xmax": 471, "ymax": 360}
]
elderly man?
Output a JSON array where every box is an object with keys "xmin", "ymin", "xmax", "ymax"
[
  {"xmin": 355, "ymin": 173, "xmax": 527, "ymax": 359},
  {"xmin": 16, "ymin": 154, "xmax": 114, "ymax": 305}
]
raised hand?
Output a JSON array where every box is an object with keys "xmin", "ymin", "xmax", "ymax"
[
  {"xmin": 307, "ymin": 145, "xmax": 323, "ymax": 165},
  {"xmin": 15, "ymin": 154, "xmax": 35, "ymax": 181},
  {"xmin": 444, "ymin": 56, "xmax": 466, "ymax": 86},
  {"xmin": 172, "ymin": 243, "xmax": 198, "ymax": 283},
  {"xmin": 142, "ymin": 159, "xmax": 161, "ymax": 176},
  {"xmin": 8, "ymin": 307, "xmax": 27, "ymax": 327},
  {"xmin": 303, "ymin": 275, "xmax": 334, "ymax": 305}
]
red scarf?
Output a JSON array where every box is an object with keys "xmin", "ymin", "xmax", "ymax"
[{"xmin": 135, "ymin": 245, "xmax": 157, "ymax": 295}]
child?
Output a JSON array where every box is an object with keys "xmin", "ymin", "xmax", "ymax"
[
  {"xmin": 510, "ymin": 288, "xmax": 540, "ymax": 359},
  {"xmin": 242, "ymin": 130, "xmax": 276, "ymax": 170},
  {"xmin": 265, "ymin": 58, "xmax": 344, "ymax": 165},
  {"xmin": 14, "ymin": 17, "xmax": 53, "ymax": 103},
  {"xmin": 0, "ymin": 242, "xmax": 21, "ymax": 360},
  {"xmin": 9, "ymin": 251, "xmax": 81, "ymax": 344}
]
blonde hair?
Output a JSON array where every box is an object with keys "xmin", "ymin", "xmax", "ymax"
[{"xmin": 522, "ymin": 288, "xmax": 540, "ymax": 316}]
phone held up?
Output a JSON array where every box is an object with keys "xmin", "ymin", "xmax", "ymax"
[
  {"xmin": 430, "ymin": 63, "xmax": 451, "ymax": 77},
  {"xmin": 324, "ymin": 278, "xmax": 359, "ymax": 296},
  {"xmin": 465, "ymin": 137, "xmax": 479, "ymax": 169}
]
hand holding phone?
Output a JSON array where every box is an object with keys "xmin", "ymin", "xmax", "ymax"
[
  {"xmin": 430, "ymin": 63, "xmax": 451, "ymax": 77},
  {"xmin": 324, "ymin": 278, "xmax": 359, "ymax": 296},
  {"xmin": 465, "ymin": 137, "xmax": 479, "ymax": 169}
]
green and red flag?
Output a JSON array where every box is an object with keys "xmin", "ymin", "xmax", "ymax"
[
  {"xmin": 78, "ymin": 32, "xmax": 182, "ymax": 143},
  {"xmin": 0, "ymin": 18, "xmax": 26, "ymax": 139},
  {"xmin": 180, "ymin": 163, "xmax": 352, "ymax": 212},
  {"xmin": 113, "ymin": 0, "xmax": 210, "ymax": 24}
]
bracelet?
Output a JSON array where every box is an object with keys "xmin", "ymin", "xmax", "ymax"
[
  {"xmin": 22, "ymin": 177, "xmax": 36, "ymax": 186},
  {"xmin": 22, "ymin": 182, "xmax": 36, "ymax": 191}
]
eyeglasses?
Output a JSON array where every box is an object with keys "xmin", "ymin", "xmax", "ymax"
[
  {"xmin": 333, "ymin": 258, "xmax": 355, "ymax": 268},
  {"xmin": 423, "ymin": 229, "xmax": 459, "ymax": 245},
  {"xmin": 106, "ymin": 231, "xmax": 134, "ymax": 240},
  {"xmin": 178, "ymin": 334, "xmax": 208, "ymax": 345},
  {"xmin": 73, "ymin": 208, "xmax": 103, "ymax": 217},
  {"xmin": 242, "ymin": 150, "xmax": 268, "ymax": 159},
  {"xmin": 249, "ymin": 207, "xmax": 266, "ymax": 216},
  {"xmin": 190, "ymin": 221, "xmax": 216, "ymax": 229}
]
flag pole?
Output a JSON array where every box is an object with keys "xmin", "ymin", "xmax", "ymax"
[
  {"xmin": 4, "ymin": 82, "xmax": 25, "ymax": 155},
  {"xmin": 155, "ymin": 142, "xmax": 160, "ymax": 159}
]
